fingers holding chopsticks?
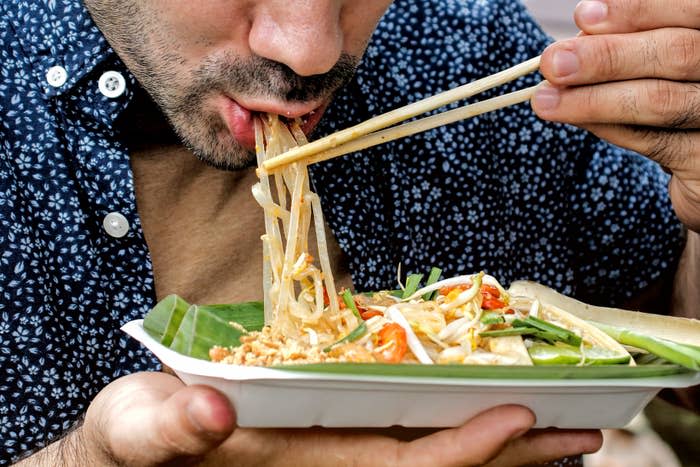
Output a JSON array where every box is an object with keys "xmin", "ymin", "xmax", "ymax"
[
  {"xmin": 532, "ymin": 80, "xmax": 700, "ymax": 130},
  {"xmin": 532, "ymin": 0, "xmax": 700, "ymax": 232},
  {"xmin": 573, "ymin": 0, "xmax": 700, "ymax": 34},
  {"xmin": 539, "ymin": 28, "xmax": 700, "ymax": 86}
]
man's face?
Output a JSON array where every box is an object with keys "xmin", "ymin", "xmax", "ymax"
[{"xmin": 85, "ymin": 0, "xmax": 393, "ymax": 169}]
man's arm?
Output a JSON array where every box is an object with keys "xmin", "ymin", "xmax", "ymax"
[
  {"xmin": 673, "ymin": 230, "xmax": 700, "ymax": 320},
  {"xmin": 669, "ymin": 232, "xmax": 700, "ymax": 412},
  {"xmin": 15, "ymin": 424, "xmax": 96, "ymax": 467}
]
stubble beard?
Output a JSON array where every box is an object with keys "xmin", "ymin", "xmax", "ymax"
[{"xmin": 85, "ymin": 1, "xmax": 359, "ymax": 171}]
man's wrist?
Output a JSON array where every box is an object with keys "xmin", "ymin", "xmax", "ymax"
[
  {"xmin": 14, "ymin": 417, "xmax": 115, "ymax": 467},
  {"xmin": 672, "ymin": 229, "xmax": 700, "ymax": 320}
]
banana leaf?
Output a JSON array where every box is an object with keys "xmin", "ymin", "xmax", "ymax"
[
  {"xmin": 143, "ymin": 294, "xmax": 190, "ymax": 347},
  {"xmin": 272, "ymin": 362, "xmax": 688, "ymax": 379},
  {"xmin": 144, "ymin": 299, "xmax": 265, "ymax": 360}
]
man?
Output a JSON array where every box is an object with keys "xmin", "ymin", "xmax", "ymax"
[{"xmin": 1, "ymin": 0, "xmax": 698, "ymax": 465}]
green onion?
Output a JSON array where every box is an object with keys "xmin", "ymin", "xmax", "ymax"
[
  {"xmin": 402, "ymin": 273, "xmax": 424, "ymax": 299},
  {"xmin": 423, "ymin": 267, "xmax": 442, "ymax": 301},
  {"xmin": 341, "ymin": 289, "xmax": 362, "ymax": 321},
  {"xmin": 591, "ymin": 321, "xmax": 700, "ymax": 370},
  {"xmin": 480, "ymin": 326, "xmax": 562, "ymax": 344},
  {"xmin": 479, "ymin": 328, "xmax": 534, "ymax": 338},
  {"xmin": 514, "ymin": 316, "xmax": 582, "ymax": 347},
  {"xmin": 323, "ymin": 322, "xmax": 368, "ymax": 352}
]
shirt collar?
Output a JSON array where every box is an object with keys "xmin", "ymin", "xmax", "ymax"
[{"xmin": 5, "ymin": 0, "xmax": 134, "ymax": 124}]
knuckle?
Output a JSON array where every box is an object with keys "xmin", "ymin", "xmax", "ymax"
[
  {"xmin": 618, "ymin": 87, "xmax": 639, "ymax": 121},
  {"xmin": 688, "ymin": 2, "xmax": 700, "ymax": 28},
  {"xmin": 618, "ymin": 0, "xmax": 647, "ymax": 30},
  {"xmin": 665, "ymin": 30, "xmax": 700, "ymax": 79},
  {"xmin": 593, "ymin": 36, "xmax": 626, "ymax": 78},
  {"xmin": 646, "ymin": 81, "xmax": 693, "ymax": 128},
  {"xmin": 635, "ymin": 127, "xmax": 689, "ymax": 170}
]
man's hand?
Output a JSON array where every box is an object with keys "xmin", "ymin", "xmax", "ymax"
[
  {"xmin": 19, "ymin": 370, "xmax": 602, "ymax": 466},
  {"xmin": 83, "ymin": 371, "xmax": 237, "ymax": 465},
  {"xmin": 208, "ymin": 419, "xmax": 601, "ymax": 467},
  {"xmin": 532, "ymin": 0, "xmax": 700, "ymax": 232}
]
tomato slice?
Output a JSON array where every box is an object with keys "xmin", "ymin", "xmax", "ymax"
[{"xmin": 481, "ymin": 297, "xmax": 507, "ymax": 310}]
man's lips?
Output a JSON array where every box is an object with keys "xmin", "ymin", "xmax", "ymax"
[{"xmin": 220, "ymin": 97, "xmax": 327, "ymax": 150}]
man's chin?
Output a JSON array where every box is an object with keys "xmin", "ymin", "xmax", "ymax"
[{"xmin": 186, "ymin": 139, "xmax": 258, "ymax": 171}]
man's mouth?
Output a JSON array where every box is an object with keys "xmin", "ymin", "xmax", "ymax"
[{"xmin": 220, "ymin": 97, "xmax": 327, "ymax": 150}]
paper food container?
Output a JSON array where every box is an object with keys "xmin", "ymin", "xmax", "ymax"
[{"xmin": 122, "ymin": 319, "xmax": 700, "ymax": 429}]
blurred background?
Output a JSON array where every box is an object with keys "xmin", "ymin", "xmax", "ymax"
[
  {"xmin": 522, "ymin": 1, "xmax": 700, "ymax": 465},
  {"xmin": 524, "ymin": 0, "xmax": 580, "ymax": 39}
]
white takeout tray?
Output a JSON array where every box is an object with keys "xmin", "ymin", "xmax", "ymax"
[{"xmin": 123, "ymin": 319, "xmax": 700, "ymax": 429}]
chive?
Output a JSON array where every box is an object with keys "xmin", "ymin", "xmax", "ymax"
[
  {"xmin": 423, "ymin": 267, "xmax": 443, "ymax": 301},
  {"xmin": 479, "ymin": 328, "xmax": 533, "ymax": 338},
  {"xmin": 341, "ymin": 289, "xmax": 362, "ymax": 321},
  {"xmin": 323, "ymin": 322, "xmax": 368, "ymax": 352},
  {"xmin": 480, "ymin": 311, "xmax": 505, "ymax": 325},
  {"xmin": 516, "ymin": 316, "xmax": 582, "ymax": 347},
  {"xmin": 591, "ymin": 321, "xmax": 700, "ymax": 370},
  {"xmin": 479, "ymin": 326, "xmax": 559, "ymax": 342},
  {"xmin": 531, "ymin": 330, "xmax": 570, "ymax": 345},
  {"xmin": 402, "ymin": 273, "xmax": 424, "ymax": 299}
]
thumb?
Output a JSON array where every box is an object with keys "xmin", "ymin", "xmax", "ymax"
[
  {"xmin": 87, "ymin": 372, "xmax": 236, "ymax": 465},
  {"xmin": 145, "ymin": 384, "xmax": 237, "ymax": 461}
]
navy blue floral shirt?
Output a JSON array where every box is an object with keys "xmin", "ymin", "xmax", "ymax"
[{"xmin": 0, "ymin": 0, "xmax": 683, "ymax": 463}]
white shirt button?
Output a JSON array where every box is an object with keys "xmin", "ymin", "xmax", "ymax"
[
  {"xmin": 46, "ymin": 65, "xmax": 68, "ymax": 88},
  {"xmin": 98, "ymin": 71, "xmax": 126, "ymax": 98},
  {"xmin": 103, "ymin": 212, "xmax": 130, "ymax": 238}
]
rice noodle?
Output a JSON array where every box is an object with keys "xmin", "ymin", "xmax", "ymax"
[{"xmin": 252, "ymin": 115, "xmax": 342, "ymax": 341}]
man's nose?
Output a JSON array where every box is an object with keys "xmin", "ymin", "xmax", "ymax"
[{"xmin": 248, "ymin": 1, "xmax": 344, "ymax": 77}]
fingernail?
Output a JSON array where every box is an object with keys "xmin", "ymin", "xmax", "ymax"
[
  {"xmin": 533, "ymin": 85, "xmax": 560, "ymax": 112},
  {"xmin": 552, "ymin": 50, "xmax": 579, "ymax": 78},
  {"xmin": 576, "ymin": 0, "xmax": 608, "ymax": 25}
]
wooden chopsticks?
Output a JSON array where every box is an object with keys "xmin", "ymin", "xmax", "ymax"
[{"xmin": 259, "ymin": 55, "xmax": 541, "ymax": 174}]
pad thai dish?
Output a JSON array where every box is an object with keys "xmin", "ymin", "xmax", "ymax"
[
  {"xmin": 141, "ymin": 114, "xmax": 700, "ymax": 371},
  {"xmin": 208, "ymin": 271, "xmax": 633, "ymax": 367},
  {"xmin": 222, "ymin": 115, "xmax": 626, "ymax": 367}
]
